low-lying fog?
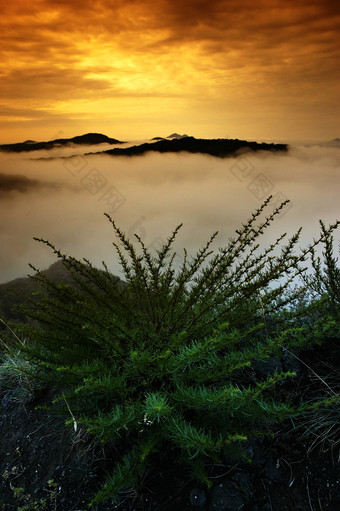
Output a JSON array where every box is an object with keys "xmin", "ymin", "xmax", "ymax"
[{"xmin": 0, "ymin": 144, "xmax": 339, "ymax": 284}]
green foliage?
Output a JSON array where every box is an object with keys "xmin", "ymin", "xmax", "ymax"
[
  {"xmin": 309, "ymin": 220, "xmax": 340, "ymax": 319},
  {"xmin": 6, "ymin": 197, "xmax": 340, "ymax": 504},
  {"xmin": 0, "ymin": 351, "xmax": 43, "ymax": 404},
  {"xmin": 1, "ymin": 479, "xmax": 59, "ymax": 511}
]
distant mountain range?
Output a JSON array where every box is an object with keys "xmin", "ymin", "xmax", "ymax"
[
  {"xmin": 1, "ymin": 133, "xmax": 338, "ymax": 156},
  {"xmin": 100, "ymin": 137, "xmax": 288, "ymax": 158},
  {"xmin": 0, "ymin": 133, "xmax": 123, "ymax": 153},
  {"xmin": 151, "ymin": 133, "xmax": 190, "ymax": 141},
  {"xmin": 0, "ymin": 132, "xmax": 289, "ymax": 158}
]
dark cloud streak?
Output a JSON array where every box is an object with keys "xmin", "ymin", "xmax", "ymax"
[{"xmin": 0, "ymin": 173, "xmax": 60, "ymax": 195}]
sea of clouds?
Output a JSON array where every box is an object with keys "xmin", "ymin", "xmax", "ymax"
[{"xmin": 0, "ymin": 143, "xmax": 339, "ymax": 284}]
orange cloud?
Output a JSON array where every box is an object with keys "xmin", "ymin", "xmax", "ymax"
[{"xmin": 0, "ymin": 0, "xmax": 339, "ymax": 142}]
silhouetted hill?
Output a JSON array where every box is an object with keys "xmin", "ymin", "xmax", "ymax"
[
  {"xmin": 151, "ymin": 134, "xmax": 190, "ymax": 141},
  {"xmin": 318, "ymin": 138, "xmax": 340, "ymax": 148},
  {"xmin": 0, "ymin": 133, "xmax": 124, "ymax": 153},
  {"xmin": 0, "ymin": 261, "xmax": 125, "ymax": 327},
  {"xmin": 100, "ymin": 137, "xmax": 288, "ymax": 158},
  {"xmin": 0, "ymin": 261, "xmax": 75, "ymax": 324},
  {"xmin": 166, "ymin": 133, "xmax": 190, "ymax": 139}
]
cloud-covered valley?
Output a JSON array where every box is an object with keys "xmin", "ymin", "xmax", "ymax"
[{"xmin": 0, "ymin": 144, "xmax": 339, "ymax": 283}]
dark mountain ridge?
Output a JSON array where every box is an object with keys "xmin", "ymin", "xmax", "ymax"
[
  {"xmin": 0, "ymin": 133, "xmax": 288, "ymax": 158},
  {"xmin": 0, "ymin": 133, "xmax": 123, "ymax": 153},
  {"xmin": 0, "ymin": 261, "xmax": 125, "ymax": 326},
  {"xmin": 100, "ymin": 136, "xmax": 288, "ymax": 158},
  {"xmin": 0, "ymin": 261, "xmax": 76, "ymax": 323},
  {"xmin": 166, "ymin": 133, "xmax": 190, "ymax": 139}
]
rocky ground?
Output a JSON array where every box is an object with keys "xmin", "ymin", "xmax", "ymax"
[{"xmin": 1, "ymin": 341, "xmax": 339, "ymax": 511}]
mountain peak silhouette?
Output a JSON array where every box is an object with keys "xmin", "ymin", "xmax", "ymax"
[
  {"xmin": 0, "ymin": 133, "xmax": 123, "ymax": 153},
  {"xmin": 166, "ymin": 133, "xmax": 190, "ymax": 139}
]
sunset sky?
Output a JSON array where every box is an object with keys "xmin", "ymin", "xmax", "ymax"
[{"xmin": 1, "ymin": 0, "xmax": 339, "ymax": 143}]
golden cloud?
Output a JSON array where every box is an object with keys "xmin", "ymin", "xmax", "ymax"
[{"xmin": 0, "ymin": 0, "xmax": 339, "ymax": 141}]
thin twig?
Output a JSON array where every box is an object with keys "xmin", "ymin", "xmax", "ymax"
[
  {"xmin": 0, "ymin": 318, "xmax": 26, "ymax": 349},
  {"xmin": 63, "ymin": 393, "xmax": 78, "ymax": 432},
  {"xmin": 282, "ymin": 347, "xmax": 337, "ymax": 396},
  {"xmin": 306, "ymin": 474, "xmax": 314, "ymax": 511}
]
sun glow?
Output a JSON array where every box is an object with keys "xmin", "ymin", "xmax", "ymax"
[{"xmin": 0, "ymin": 0, "xmax": 339, "ymax": 142}]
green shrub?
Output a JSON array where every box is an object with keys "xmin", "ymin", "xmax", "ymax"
[
  {"xmin": 7, "ymin": 197, "xmax": 340, "ymax": 504},
  {"xmin": 308, "ymin": 220, "xmax": 340, "ymax": 319},
  {"xmin": 289, "ymin": 226, "xmax": 340, "ymax": 451}
]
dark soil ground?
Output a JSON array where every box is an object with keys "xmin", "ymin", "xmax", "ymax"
[{"xmin": 1, "ymin": 341, "xmax": 339, "ymax": 511}]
